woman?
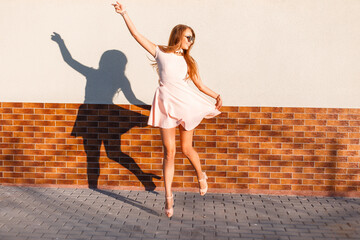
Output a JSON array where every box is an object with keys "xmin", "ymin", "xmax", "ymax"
[{"xmin": 112, "ymin": 2, "xmax": 222, "ymax": 218}]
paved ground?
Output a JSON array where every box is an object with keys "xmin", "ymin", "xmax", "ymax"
[{"xmin": 0, "ymin": 186, "xmax": 359, "ymax": 240}]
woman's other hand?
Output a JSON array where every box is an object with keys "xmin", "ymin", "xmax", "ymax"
[{"xmin": 215, "ymin": 95, "xmax": 222, "ymax": 110}]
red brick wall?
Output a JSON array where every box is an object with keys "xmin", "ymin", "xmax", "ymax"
[{"xmin": 1, "ymin": 102, "xmax": 359, "ymax": 197}]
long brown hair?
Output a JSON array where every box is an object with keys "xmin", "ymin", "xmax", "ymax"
[{"xmin": 153, "ymin": 24, "xmax": 198, "ymax": 81}]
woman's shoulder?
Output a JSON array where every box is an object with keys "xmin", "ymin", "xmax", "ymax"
[{"xmin": 155, "ymin": 45, "xmax": 169, "ymax": 59}]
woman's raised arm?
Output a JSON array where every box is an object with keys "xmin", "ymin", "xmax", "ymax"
[{"xmin": 112, "ymin": 2, "xmax": 156, "ymax": 57}]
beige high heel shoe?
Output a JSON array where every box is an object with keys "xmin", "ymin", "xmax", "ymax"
[
  {"xmin": 164, "ymin": 194, "xmax": 174, "ymax": 218},
  {"xmin": 198, "ymin": 172, "xmax": 208, "ymax": 196}
]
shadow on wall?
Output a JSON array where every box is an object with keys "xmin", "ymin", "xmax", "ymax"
[{"xmin": 51, "ymin": 32, "xmax": 160, "ymax": 190}]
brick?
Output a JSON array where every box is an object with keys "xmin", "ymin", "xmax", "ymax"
[
  {"xmin": 305, "ymin": 120, "xmax": 327, "ymax": 126},
  {"xmin": 294, "ymin": 126, "xmax": 315, "ymax": 132},
  {"xmin": 327, "ymin": 120, "xmax": 349, "ymax": 126},
  {"xmin": 4, "ymin": 171, "xmax": 24, "ymax": 178},
  {"xmin": 303, "ymin": 144, "xmax": 325, "ymax": 150},
  {"xmin": 250, "ymin": 125, "xmax": 271, "ymax": 131},
  {"xmin": 293, "ymin": 150, "xmax": 314, "ymax": 155},
  {"xmin": 24, "ymin": 173, "xmax": 45, "ymax": 178},
  {"xmin": 270, "ymin": 185, "xmax": 291, "ymax": 190},
  {"xmin": 271, "ymin": 173, "xmax": 292, "ymax": 178},
  {"xmin": 249, "ymin": 172, "xmax": 270, "ymax": 178},
  {"xmin": 259, "ymin": 155, "xmax": 281, "ymax": 160},
  {"xmin": 294, "ymin": 138, "xmax": 315, "ymax": 144},
  {"xmin": 281, "ymin": 167, "xmax": 302, "ymax": 173},
  {"xmin": 260, "ymin": 178, "xmax": 280, "ymax": 184},
  {"xmin": 261, "ymin": 107, "xmax": 283, "ymax": 112},
  {"xmin": 273, "ymin": 113, "xmax": 294, "ymax": 119},
  {"xmin": 292, "ymin": 185, "xmax": 313, "ymax": 191},
  {"xmin": 15, "ymin": 179, "xmax": 35, "ymax": 184},
  {"xmin": 338, "ymin": 126, "xmax": 359, "ymax": 132},
  {"xmin": 0, "ymin": 108, "xmax": 12, "ymax": 114},
  {"xmin": 283, "ymin": 107, "xmax": 305, "ymax": 113},
  {"xmin": 22, "ymin": 103, "xmax": 44, "ymax": 108},
  {"xmin": 259, "ymin": 167, "xmax": 280, "ymax": 172},
  {"xmin": 295, "ymin": 113, "xmax": 316, "ymax": 119},
  {"xmin": 228, "ymin": 112, "xmax": 250, "ymax": 118},
  {"xmin": 270, "ymin": 160, "xmax": 292, "ymax": 166},
  {"xmin": 335, "ymin": 186, "xmax": 357, "ymax": 191},
  {"xmin": 272, "ymin": 137, "xmax": 295, "ymax": 143},
  {"xmin": 350, "ymin": 120, "xmax": 360, "ymax": 126},
  {"xmin": 303, "ymin": 179, "xmax": 324, "ymax": 185},
  {"xmin": 3, "ymin": 114, "xmax": 23, "ymax": 120},
  {"xmin": 304, "ymin": 108, "xmax": 327, "ymax": 113},
  {"xmin": 35, "ymin": 179, "xmax": 57, "ymax": 184},
  {"xmin": 216, "ymin": 166, "xmax": 237, "ymax": 171},
  {"xmin": 283, "ymin": 131, "xmax": 304, "ymax": 137},
  {"xmin": 261, "ymin": 119, "xmax": 282, "ymax": 125},
  {"xmin": 24, "ymin": 114, "xmax": 44, "ymax": 120},
  {"xmin": 58, "ymin": 179, "xmax": 77, "ymax": 185},
  {"xmin": 250, "ymin": 148, "xmax": 270, "ymax": 154},
  {"xmin": 305, "ymin": 132, "xmax": 326, "ymax": 138},
  {"xmin": 238, "ymin": 107, "xmax": 260, "ymax": 112},
  {"xmin": 249, "ymin": 184, "xmax": 269, "ymax": 190},
  {"xmin": 14, "ymin": 166, "xmax": 36, "ymax": 172},
  {"xmin": 261, "ymin": 131, "xmax": 282, "ymax": 137},
  {"xmin": 328, "ymin": 108, "xmax": 349, "ymax": 114},
  {"xmin": 13, "ymin": 108, "xmax": 35, "ymax": 114},
  {"xmin": 216, "ymin": 153, "xmax": 237, "ymax": 160},
  {"xmin": 237, "ymin": 154, "xmax": 259, "ymax": 160},
  {"xmin": 314, "ymin": 174, "xmax": 336, "ymax": 180},
  {"xmin": 3, "ymin": 102, "xmax": 23, "ymax": 108},
  {"xmin": 303, "ymin": 156, "xmax": 325, "ymax": 161},
  {"xmin": 249, "ymin": 160, "xmax": 271, "ymax": 166},
  {"xmin": 314, "ymin": 185, "xmax": 336, "ymax": 191},
  {"xmin": 250, "ymin": 112, "xmax": 272, "ymax": 119},
  {"xmin": 315, "ymin": 126, "xmax": 337, "ymax": 132},
  {"xmin": 293, "ymin": 162, "xmax": 314, "ymax": 167},
  {"xmin": 316, "ymin": 114, "xmax": 338, "ymax": 120}
]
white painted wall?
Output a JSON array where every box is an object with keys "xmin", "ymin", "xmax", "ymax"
[{"xmin": 1, "ymin": 0, "xmax": 360, "ymax": 107}]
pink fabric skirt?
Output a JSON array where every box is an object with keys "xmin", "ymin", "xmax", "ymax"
[{"xmin": 148, "ymin": 81, "xmax": 221, "ymax": 131}]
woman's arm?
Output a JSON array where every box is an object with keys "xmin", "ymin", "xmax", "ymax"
[
  {"xmin": 112, "ymin": 2, "xmax": 156, "ymax": 57},
  {"xmin": 192, "ymin": 75, "xmax": 222, "ymax": 110}
]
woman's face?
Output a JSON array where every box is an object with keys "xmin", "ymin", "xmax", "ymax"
[{"xmin": 180, "ymin": 28, "xmax": 194, "ymax": 50}]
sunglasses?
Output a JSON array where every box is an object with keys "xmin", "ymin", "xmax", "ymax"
[{"xmin": 185, "ymin": 35, "xmax": 194, "ymax": 42}]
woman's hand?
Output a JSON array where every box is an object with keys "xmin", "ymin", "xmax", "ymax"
[
  {"xmin": 112, "ymin": 2, "xmax": 126, "ymax": 15},
  {"xmin": 215, "ymin": 95, "xmax": 222, "ymax": 110}
]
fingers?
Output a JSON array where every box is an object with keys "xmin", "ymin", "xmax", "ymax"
[
  {"xmin": 112, "ymin": 2, "xmax": 123, "ymax": 12},
  {"xmin": 215, "ymin": 99, "xmax": 222, "ymax": 110}
]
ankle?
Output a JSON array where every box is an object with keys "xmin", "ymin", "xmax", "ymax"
[
  {"xmin": 197, "ymin": 171, "xmax": 204, "ymax": 180},
  {"xmin": 198, "ymin": 172, "xmax": 207, "ymax": 181}
]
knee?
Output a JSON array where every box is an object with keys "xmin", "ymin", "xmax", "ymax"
[
  {"xmin": 164, "ymin": 146, "xmax": 176, "ymax": 160},
  {"xmin": 181, "ymin": 145, "xmax": 193, "ymax": 158}
]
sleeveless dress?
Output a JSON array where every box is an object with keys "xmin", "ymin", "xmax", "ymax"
[{"xmin": 148, "ymin": 46, "xmax": 221, "ymax": 131}]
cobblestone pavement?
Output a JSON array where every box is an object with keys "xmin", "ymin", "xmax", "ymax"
[{"xmin": 0, "ymin": 186, "xmax": 359, "ymax": 240}]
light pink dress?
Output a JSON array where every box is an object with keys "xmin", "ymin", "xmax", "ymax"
[{"xmin": 148, "ymin": 46, "xmax": 221, "ymax": 131}]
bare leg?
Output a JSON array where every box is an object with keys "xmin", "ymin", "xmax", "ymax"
[
  {"xmin": 160, "ymin": 127, "xmax": 176, "ymax": 214},
  {"xmin": 179, "ymin": 125, "xmax": 207, "ymax": 191}
]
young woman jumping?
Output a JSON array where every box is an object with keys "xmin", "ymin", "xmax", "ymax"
[{"xmin": 112, "ymin": 2, "xmax": 222, "ymax": 218}]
